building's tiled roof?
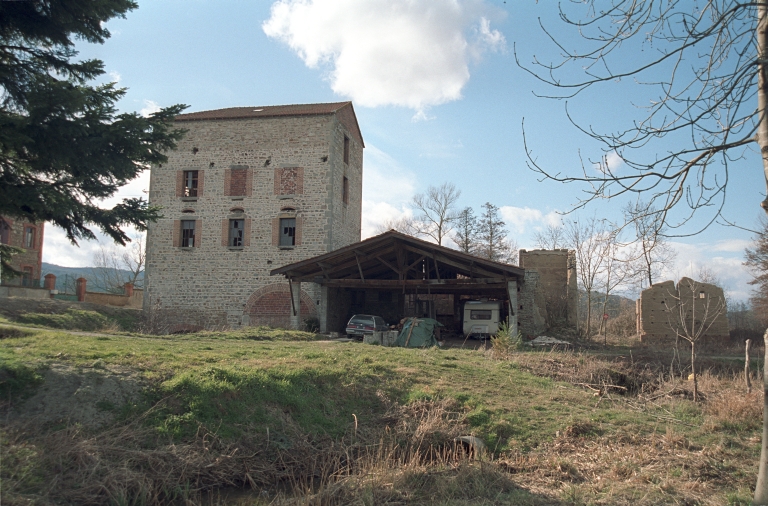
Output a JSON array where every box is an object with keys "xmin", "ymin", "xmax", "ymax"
[
  {"xmin": 174, "ymin": 101, "xmax": 365, "ymax": 147},
  {"xmin": 174, "ymin": 102, "xmax": 353, "ymax": 121}
]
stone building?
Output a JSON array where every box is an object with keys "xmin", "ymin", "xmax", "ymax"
[
  {"xmin": 518, "ymin": 249, "xmax": 578, "ymax": 329},
  {"xmin": 143, "ymin": 102, "xmax": 364, "ymax": 331},
  {"xmin": 0, "ymin": 217, "xmax": 45, "ymax": 286},
  {"xmin": 636, "ymin": 277, "xmax": 729, "ymax": 345}
]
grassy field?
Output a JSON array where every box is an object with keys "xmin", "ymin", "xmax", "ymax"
[{"xmin": 0, "ymin": 319, "xmax": 762, "ymax": 505}]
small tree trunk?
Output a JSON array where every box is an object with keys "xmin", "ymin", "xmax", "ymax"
[
  {"xmin": 691, "ymin": 340, "xmax": 698, "ymax": 402},
  {"xmin": 748, "ymin": 339, "xmax": 753, "ymax": 395},
  {"xmin": 753, "ymin": 329, "xmax": 768, "ymax": 504}
]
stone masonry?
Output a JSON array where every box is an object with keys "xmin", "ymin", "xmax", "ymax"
[
  {"xmin": 518, "ymin": 249, "xmax": 578, "ymax": 328},
  {"xmin": 636, "ymin": 277, "xmax": 729, "ymax": 347},
  {"xmin": 143, "ymin": 102, "xmax": 364, "ymax": 332}
]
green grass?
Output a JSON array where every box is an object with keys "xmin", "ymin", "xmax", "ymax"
[
  {"xmin": 1, "ymin": 327, "xmax": 665, "ymax": 450},
  {"xmin": 13, "ymin": 308, "xmax": 131, "ymax": 331},
  {"xmin": 0, "ymin": 326, "xmax": 761, "ymax": 505}
]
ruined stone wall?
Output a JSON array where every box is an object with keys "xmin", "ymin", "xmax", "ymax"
[
  {"xmin": 637, "ymin": 278, "xmax": 729, "ymax": 347},
  {"xmin": 144, "ymin": 111, "xmax": 363, "ymax": 331},
  {"xmin": 519, "ymin": 249, "xmax": 578, "ymax": 328}
]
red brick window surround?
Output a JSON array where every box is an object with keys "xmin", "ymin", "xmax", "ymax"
[
  {"xmin": 21, "ymin": 265, "xmax": 34, "ymax": 286},
  {"xmin": 274, "ymin": 167, "xmax": 304, "ymax": 195},
  {"xmin": 272, "ymin": 215, "xmax": 302, "ymax": 247},
  {"xmin": 24, "ymin": 225, "xmax": 36, "ymax": 249},
  {"xmin": 173, "ymin": 219, "xmax": 201, "ymax": 248},
  {"xmin": 225, "ymin": 167, "xmax": 252, "ymax": 197},
  {"xmin": 221, "ymin": 217, "xmax": 251, "ymax": 248},
  {"xmin": 176, "ymin": 170, "xmax": 204, "ymax": 198}
]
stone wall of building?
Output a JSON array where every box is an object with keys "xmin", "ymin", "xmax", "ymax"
[
  {"xmin": 637, "ymin": 277, "xmax": 729, "ymax": 347},
  {"xmin": 519, "ymin": 249, "xmax": 578, "ymax": 328},
  {"xmin": 144, "ymin": 106, "xmax": 363, "ymax": 331},
  {"xmin": 519, "ymin": 270, "xmax": 547, "ymax": 337},
  {"xmin": 0, "ymin": 217, "xmax": 44, "ymax": 286}
]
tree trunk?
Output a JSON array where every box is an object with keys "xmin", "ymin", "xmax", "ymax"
[
  {"xmin": 691, "ymin": 340, "xmax": 698, "ymax": 402},
  {"xmin": 748, "ymin": 339, "xmax": 753, "ymax": 395},
  {"xmin": 758, "ymin": 0, "xmax": 768, "ymax": 213},
  {"xmin": 754, "ymin": 329, "xmax": 768, "ymax": 504}
]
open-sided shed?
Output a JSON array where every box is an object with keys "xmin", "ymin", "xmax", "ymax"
[{"xmin": 270, "ymin": 231, "xmax": 526, "ymax": 334}]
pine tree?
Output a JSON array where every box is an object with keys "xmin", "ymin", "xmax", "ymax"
[
  {"xmin": 476, "ymin": 203, "xmax": 517, "ymax": 264},
  {"xmin": 452, "ymin": 207, "xmax": 478, "ymax": 254},
  {"xmin": 0, "ymin": 0, "xmax": 187, "ymax": 274}
]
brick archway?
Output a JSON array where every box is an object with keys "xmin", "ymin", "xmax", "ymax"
[{"xmin": 245, "ymin": 283, "xmax": 317, "ymax": 328}]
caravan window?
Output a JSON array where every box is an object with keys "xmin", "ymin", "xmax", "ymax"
[{"xmin": 470, "ymin": 310, "xmax": 492, "ymax": 320}]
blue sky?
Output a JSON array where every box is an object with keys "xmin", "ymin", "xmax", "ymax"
[{"xmin": 42, "ymin": 0, "xmax": 763, "ymax": 301}]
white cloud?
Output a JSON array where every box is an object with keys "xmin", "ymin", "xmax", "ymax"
[
  {"xmin": 361, "ymin": 144, "xmax": 417, "ymax": 238},
  {"xmin": 666, "ymin": 241, "xmax": 752, "ymax": 302},
  {"xmin": 43, "ymin": 172, "xmax": 151, "ymax": 268},
  {"xmin": 499, "ymin": 206, "xmax": 561, "ymax": 234},
  {"xmin": 263, "ymin": 0, "xmax": 505, "ymax": 112},
  {"xmin": 139, "ymin": 100, "xmax": 161, "ymax": 117},
  {"xmin": 594, "ymin": 151, "xmax": 624, "ymax": 174},
  {"xmin": 108, "ymin": 71, "xmax": 121, "ymax": 83}
]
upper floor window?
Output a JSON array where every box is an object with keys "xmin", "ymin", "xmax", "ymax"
[
  {"xmin": 229, "ymin": 219, "xmax": 244, "ymax": 247},
  {"xmin": 280, "ymin": 218, "xmax": 296, "ymax": 247},
  {"xmin": 24, "ymin": 226, "xmax": 35, "ymax": 249},
  {"xmin": 181, "ymin": 220, "xmax": 196, "ymax": 247},
  {"xmin": 342, "ymin": 176, "xmax": 349, "ymax": 205},
  {"xmin": 343, "ymin": 135, "xmax": 350, "ymax": 165},
  {"xmin": 0, "ymin": 221, "xmax": 10, "ymax": 245},
  {"xmin": 226, "ymin": 168, "xmax": 249, "ymax": 196},
  {"xmin": 183, "ymin": 170, "xmax": 199, "ymax": 197},
  {"xmin": 274, "ymin": 167, "xmax": 303, "ymax": 196}
]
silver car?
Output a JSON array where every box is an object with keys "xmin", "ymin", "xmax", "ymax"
[{"xmin": 345, "ymin": 314, "xmax": 389, "ymax": 339}]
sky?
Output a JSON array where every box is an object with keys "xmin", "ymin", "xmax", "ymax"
[{"xmin": 41, "ymin": 0, "xmax": 765, "ymax": 302}]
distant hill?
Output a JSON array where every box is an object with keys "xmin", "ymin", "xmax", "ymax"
[{"xmin": 41, "ymin": 262, "xmax": 143, "ymax": 294}]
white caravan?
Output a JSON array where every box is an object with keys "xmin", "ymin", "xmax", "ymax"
[{"xmin": 462, "ymin": 300, "xmax": 502, "ymax": 339}]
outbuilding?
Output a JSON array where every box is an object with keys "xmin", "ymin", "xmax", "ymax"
[{"xmin": 271, "ymin": 230, "xmax": 550, "ymax": 337}]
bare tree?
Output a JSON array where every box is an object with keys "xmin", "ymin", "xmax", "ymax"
[
  {"xmin": 624, "ymin": 201, "xmax": 677, "ymax": 289},
  {"xmin": 664, "ymin": 278, "xmax": 727, "ymax": 402},
  {"xmin": 533, "ymin": 222, "xmax": 565, "ymax": 250},
  {"xmin": 520, "ymin": 2, "xmax": 768, "ymax": 232},
  {"xmin": 476, "ymin": 202, "xmax": 517, "ymax": 264},
  {"xmin": 375, "ymin": 216, "xmax": 421, "ymax": 237},
  {"xmin": 411, "ymin": 182, "xmax": 461, "ymax": 246},
  {"xmin": 565, "ymin": 216, "xmax": 610, "ymax": 338},
  {"xmin": 746, "ymin": 216, "xmax": 768, "ymax": 326},
  {"xmin": 451, "ymin": 207, "xmax": 479, "ymax": 254},
  {"xmin": 91, "ymin": 235, "xmax": 145, "ymax": 293},
  {"xmin": 596, "ymin": 229, "xmax": 636, "ymax": 344}
]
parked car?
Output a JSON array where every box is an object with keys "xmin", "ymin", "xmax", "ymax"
[{"xmin": 345, "ymin": 314, "xmax": 389, "ymax": 339}]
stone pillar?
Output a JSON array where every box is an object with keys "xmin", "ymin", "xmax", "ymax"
[
  {"xmin": 507, "ymin": 280, "xmax": 519, "ymax": 335},
  {"xmin": 76, "ymin": 277, "xmax": 87, "ymax": 302},
  {"xmin": 290, "ymin": 280, "xmax": 302, "ymax": 330},
  {"xmin": 124, "ymin": 282, "xmax": 134, "ymax": 297},
  {"xmin": 43, "ymin": 273, "xmax": 56, "ymax": 290},
  {"xmin": 319, "ymin": 285, "xmax": 329, "ymax": 333}
]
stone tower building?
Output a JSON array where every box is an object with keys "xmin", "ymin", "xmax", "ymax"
[
  {"xmin": 143, "ymin": 102, "xmax": 364, "ymax": 332},
  {"xmin": 518, "ymin": 249, "xmax": 578, "ymax": 330}
]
